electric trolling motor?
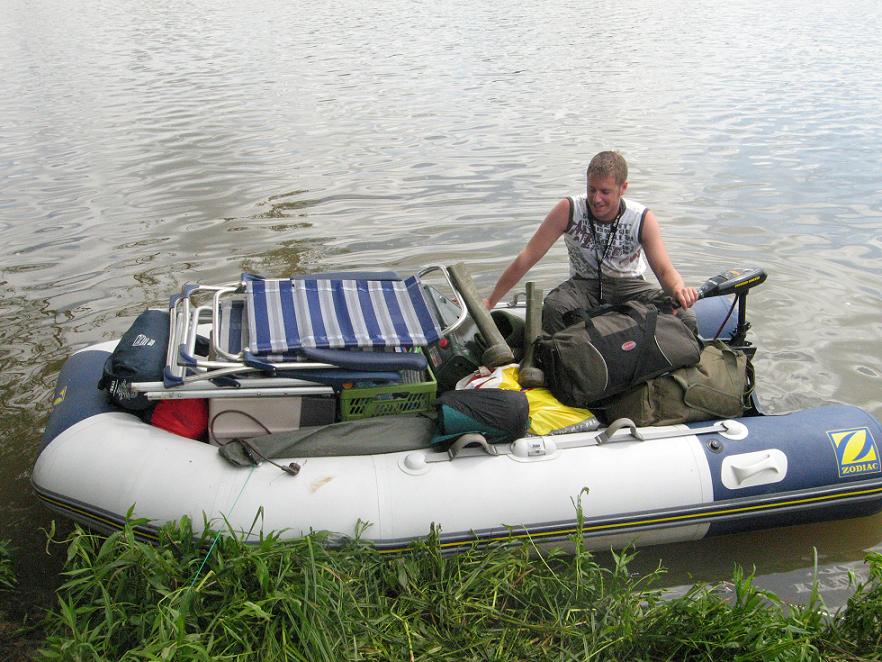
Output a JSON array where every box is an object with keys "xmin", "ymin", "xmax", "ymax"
[{"xmin": 693, "ymin": 266, "xmax": 767, "ymax": 349}]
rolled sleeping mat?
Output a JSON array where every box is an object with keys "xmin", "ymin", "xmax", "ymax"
[
  {"xmin": 448, "ymin": 262, "xmax": 515, "ymax": 368},
  {"xmin": 518, "ymin": 281, "xmax": 545, "ymax": 388}
]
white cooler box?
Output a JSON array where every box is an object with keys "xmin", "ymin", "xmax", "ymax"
[{"xmin": 208, "ymin": 395, "xmax": 336, "ymax": 446}]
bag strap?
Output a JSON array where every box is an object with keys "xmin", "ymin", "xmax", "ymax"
[
  {"xmin": 717, "ymin": 342, "xmax": 755, "ymax": 409},
  {"xmin": 743, "ymin": 355, "xmax": 756, "ymax": 408},
  {"xmin": 561, "ymin": 303, "xmax": 616, "ymax": 327},
  {"xmin": 566, "ymin": 301, "xmax": 649, "ymax": 332}
]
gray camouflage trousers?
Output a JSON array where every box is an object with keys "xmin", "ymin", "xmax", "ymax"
[{"xmin": 541, "ymin": 276, "xmax": 698, "ymax": 335}]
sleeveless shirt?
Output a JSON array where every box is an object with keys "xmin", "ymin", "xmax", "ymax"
[{"xmin": 564, "ymin": 195, "xmax": 649, "ymax": 280}]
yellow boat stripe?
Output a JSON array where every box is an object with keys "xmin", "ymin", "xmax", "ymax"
[
  {"xmin": 35, "ymin": 492, "xmax": 161, "ymax": 542},
  {"xmin": 35, "ymin": 481, "xmax": 882, "ymax": 553},
  {"xmin": 380, "ymin": 483, "xmax": 882, "ymax": 553}
]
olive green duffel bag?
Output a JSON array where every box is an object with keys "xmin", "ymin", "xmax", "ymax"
[{"xmin": 601, "ymin": 340, "xmax": 752, "ymax": 426}]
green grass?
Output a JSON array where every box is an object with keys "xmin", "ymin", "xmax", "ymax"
[
  {"xmin": 0, "ymin": 539, "xmax": 15, "ymax": 592},
  {"xmin": 19, "ymin": 520, "xmax": 881, "ymax": 661}
]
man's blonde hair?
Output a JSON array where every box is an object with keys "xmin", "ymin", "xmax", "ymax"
[{"xmin": 587, "ymin": 151, "xmax": 628, "ymax": 186}]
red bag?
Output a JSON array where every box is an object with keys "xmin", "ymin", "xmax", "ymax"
[{"xmin": 151, "ymin": 399, "xmax": 208, "ymax": 440}]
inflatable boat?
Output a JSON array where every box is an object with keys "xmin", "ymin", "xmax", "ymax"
[{"xmin": 33, "ymin": 266, "xmax": 882, "ymax": 552}]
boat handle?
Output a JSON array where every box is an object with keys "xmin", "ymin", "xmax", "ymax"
[
  {"xmin": 595, "ymin": 418, "xmax": 645, "ymax": 444},
  {"xmin": 730, "ymin": 453, "xmax": 782, "ymax": 484},
  {"xmin": 448, "ymin": 433, "xmax": 497, "ymax": 460}
]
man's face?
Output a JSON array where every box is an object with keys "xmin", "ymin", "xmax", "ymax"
[{"xmin": 587, "ymin": 174, "xmax": 627, "ymax": 222}]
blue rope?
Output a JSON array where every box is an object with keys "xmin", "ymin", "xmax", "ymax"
[{"xmin": 189, "ymin": 464, "xmax": 257, "ymax": 589}]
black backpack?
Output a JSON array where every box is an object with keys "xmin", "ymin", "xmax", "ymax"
[{"xmin": 97, "ymin": 309, "xmax": 170, "ymax": 410}]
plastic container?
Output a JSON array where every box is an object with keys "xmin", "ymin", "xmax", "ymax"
[{"xmin": 340, "ymin": 366, "xmax": 437, "ymax": 420}]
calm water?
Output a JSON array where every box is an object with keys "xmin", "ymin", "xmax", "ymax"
[{"xmin": 2, "ymin": 0, "xmax": 882, "ymax": 611}]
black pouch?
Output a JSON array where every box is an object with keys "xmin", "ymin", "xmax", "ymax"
[
  {"xmin": 432, "ymin": 389, "xmax": 529, "ymax": 445},
  {"xmin": 98, "ymin": 309, "xmax": 170, "ymax": 410}
]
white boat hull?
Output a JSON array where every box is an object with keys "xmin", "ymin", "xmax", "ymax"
[{"xmin": 34, "ymin": 345, "xmax": 882, "ymax": 552}]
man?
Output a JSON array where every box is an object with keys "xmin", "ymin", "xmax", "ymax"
[{"xmin": 485, "ymin": 151, "xmax": 698, "ymax": 334}]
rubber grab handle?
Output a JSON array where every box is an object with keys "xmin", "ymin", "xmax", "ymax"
[
  {"xmin": 518, "ymin": 281, "xmax": 544, "ymax": 388},
  {"xmin": 448, "ymin": 262, "xmax": 515, "ymax": 368},
  {"xmin": 730, "ymin": 453, "xmax": 783, "ymax": 484},
  {"xmin": 447, "ymin": 433, "xmax": 497, "ymax": 460}
]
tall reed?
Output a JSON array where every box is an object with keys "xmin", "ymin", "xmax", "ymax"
[{"xmin": 35, "ymin": 518, "xmax": 882, "ymax": 661}]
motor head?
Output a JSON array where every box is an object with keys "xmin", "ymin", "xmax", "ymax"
[{"xmin": 697, "ymin": 267, "xmax": 767, "ymax": 300}]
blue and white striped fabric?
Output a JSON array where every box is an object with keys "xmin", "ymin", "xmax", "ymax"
[
  {"xmin": 217, "ymin": 299, "xmax": 246, "ymax": 355},
  {"xmin": 244, "ymin": 275, "xmax": 442, "ymax": 354}
]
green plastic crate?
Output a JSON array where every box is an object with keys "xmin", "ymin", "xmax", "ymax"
[{"xmin": 339, "ymin": 361, "xmax": 437, "ymax": 421}]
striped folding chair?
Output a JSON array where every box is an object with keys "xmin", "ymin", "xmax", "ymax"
[
  {"xmin": 159, "ymin": 266, "xmax": 465, "ymax": 392},
  {"xmin": 244, "ymin": 273, "xmax": 442, "ymax": 355}
]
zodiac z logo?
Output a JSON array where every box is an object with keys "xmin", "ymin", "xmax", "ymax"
[
  {"xmin": 827, "ymin": 427, "xmax": 881, "ymax": 478},
  {"xmin": 52, "ymin": 385, "xmax": 67, "ymax": 408}
]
